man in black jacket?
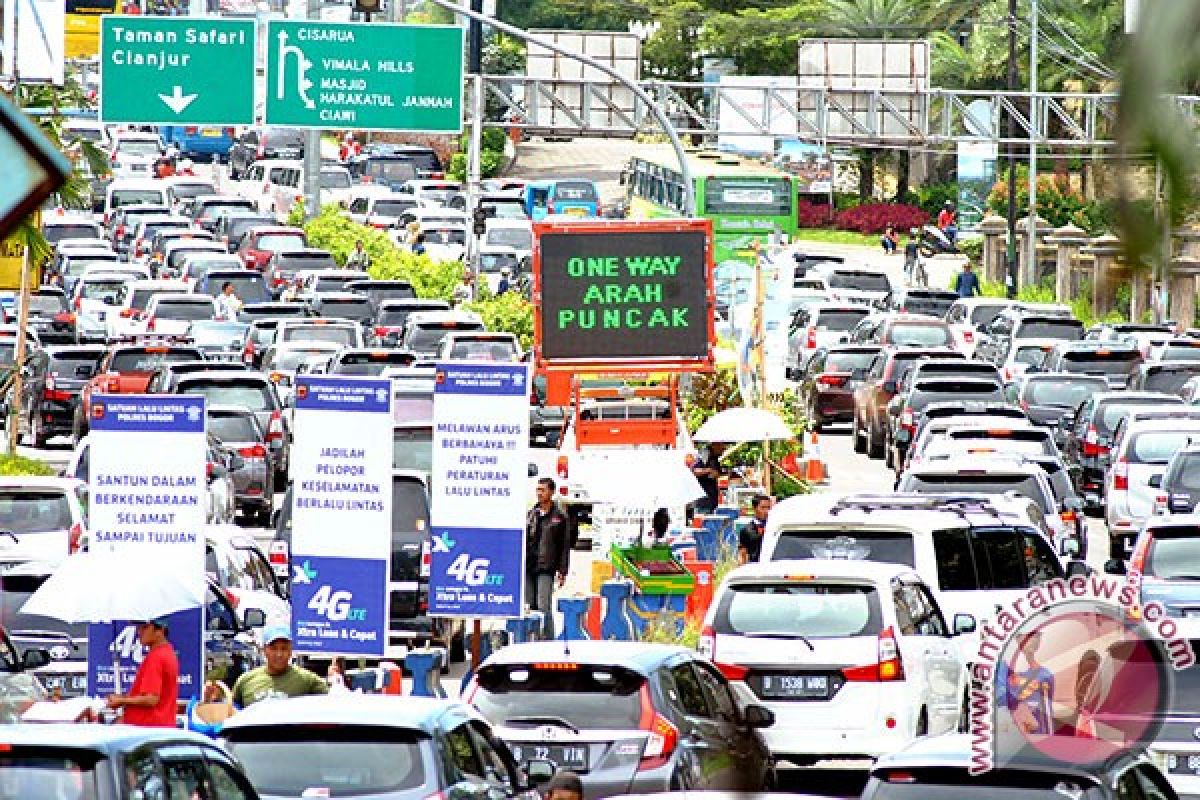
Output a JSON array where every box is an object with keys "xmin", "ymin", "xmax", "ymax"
[{"xmin": 526, "ymin": 477, "xmax": 571, "ymax": 639}]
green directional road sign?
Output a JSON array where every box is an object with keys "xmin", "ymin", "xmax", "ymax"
[
  {"xmin": 264, "ymin": 21, "xmax": 463, "ymax": 132},
  {"xmin": 100, "ymin": 17, "xmax": 255, "ymax": 126}
]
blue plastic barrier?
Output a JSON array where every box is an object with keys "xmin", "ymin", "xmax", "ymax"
[
  {"xmin": 405, "ymin": 648, "xmax": 447, "ymax": 698},
  {"xmin": 557, "ymin": 596, "xmax": 590, "ymax": 641},
  {"xmin": 599, "ymin": 579, "xmax": 635, "ymax": 641},
  {"xmin": 459, "ymin": 630, "xmax": 509, "ymax": 694},
  {"xmin": 505, "ymin": 611, "xmax": 546, "ymax": 644}
]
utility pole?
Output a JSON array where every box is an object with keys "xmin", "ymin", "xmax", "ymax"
[
  {"xmin": 465, "ymin": 0, "xmax": 483, "ymax": 278},
  {"xmin": 1004, "ymin": 0, "xmax": 1019, "ymax": 298},
  {"xmin": 1026, "ymin": 0, "xmax": 1039, "ymax": 289},
  {"xmin": 301, "ymin": 0, "xmax": 321, "ymax": 221}
]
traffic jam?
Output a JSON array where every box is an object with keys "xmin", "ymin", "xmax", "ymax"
[{"xmin": 0, "ymin": 32, "xmax": 1195, "ymax": 800}]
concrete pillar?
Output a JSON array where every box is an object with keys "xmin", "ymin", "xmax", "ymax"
[
  {"xmin": 1082, "ymin": 234, "xmax": 1124, "ymax": 318},
  {"xmin": 1169, "ymin": 257, "xmax": 1200, "ymax": 330},
  {"xmin": 1018, "ymin": 215, "xmax": 1053, "ymax": 288},
  {"xmin": 978, "ymin": 214, "xmax": 1009, "ymax": 285},
  {"xmin": 1045, "ymin": 223, "xmax": 1089, "ymax": 304},
  {"xmin": 1129, "ymin": 270, "xmax": 1153, "ymax": 323}
]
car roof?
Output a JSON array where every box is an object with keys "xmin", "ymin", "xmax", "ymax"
[
  {"xmin": 222, "ymin": 694, "xmax": 478, "ymax": 732},
  {"xmin": 908, "ymin": 456, "xmax": 1043, "ymax": 476},
  {"xmin": 406, "ymin": 310, "xmax": 482, "ymax": 324},
  {"xmin": 482, "ymin": 640, "xmax": 688, "ymax": 673},
  {"xmin": 177, "ymin": 371, "xmax": 268, "ymax": 383},
  {"xmin": 380, "ymin": 299, "xmax": 447, "ymax": 309},
  {"xmin": 872, "ymin": 733, "xmax": 1121, "ymax": 779},
  {"xmin": 726, "ymin": 558, "xmax": 921, "ymax": 585},
  {"xmin": 0, "ymin": 476, "xmax": 82, "ymax": 489},
  {"xmin": 0, "ymin": 724, "xmax": 217, "ymax": 751},
  {"xmin": 768, "ymin": 492, "xmax": 1028, "ymax": 531},
  {"xmin": 151, "ymin": 294, "xmax": 214, "ymax": 304},
  {"xmin": 315, "ymin": 292, "xmax": 370, "ymax": 302}
]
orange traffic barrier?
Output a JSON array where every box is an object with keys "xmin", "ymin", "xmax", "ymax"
[
  {"xmin": 685, "ymin": 561, "xmax": 716, "ymax": 623},
  {"xmin": 805, "ymin": 429, "xmax": 828, "ymax": 484},
  {"xmin": 585, "ymin": 595, "xmax": 603, "ymax": 639}
]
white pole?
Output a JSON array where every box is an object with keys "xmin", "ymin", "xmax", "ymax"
[{"xmin": 1027, "ymin": 0, "xmax": 1039, "ymax": 284}]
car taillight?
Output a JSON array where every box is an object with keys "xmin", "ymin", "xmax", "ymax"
[
  {"xmin": 206, "ymin": 461, "xmax": 215, "ymax": 480},
  {"xmin": 556, "ymin": 455, "xmax": 568, "ymax": 483},
  {"xmin": 714, "ymin": 662, "xmax": 748, "ymax": 681},
  {"xmin": 43, "ymin": 375, "xmax": 72, "ymax": 403},
  {"xmin": 243, "ymin": 338, "xmax": 256, "ymax": 363},
  {"xmin": 1130, "ymin": 534, "xmax": 1151, "ymax": 574},
  {"xmin": 807, "ymin": 326, "xmax": 816, "ymax": 350},
  {"xmin": 1152, "ymin": 494, "xmax": 1169, "ymax": 516},
  {"xmin": 637, "ymin": 684, "xmax": 678, "ymax": 771},
  {"xmin": 54, "ymin": 312, "xmax": 75, "ymax": 325},
  {"xmin": 1082, "ymin": 425, "xmax": 1108, "ymax": 457},
  {"xmin": 223, "ymin": 587, "xmax": 240, "ymax": 609},
  {"xmin": 238, "ymin": 443, "xmax": 267, "ymax": 458},
  {"xmin": 963, "ymin": 330, "xmax": 974, "ymax": 343},
  {"xmin": 115, "ymin": 223, "xmax": 125, "ymax": 239},
  {"xmin": 420, "ymin": 539, "xmax": 431, "ymax": 578},
  {"xmin": 843, "ymin": 626, "xmax": 906, "ymax": 682},
  {"xmin": 266, "ymin": 410, "xmax": 285, "ymax": 442},
  {"xmin": 145, "ymin": 316, "xmax": 156, "ymax": 331},
  {"xmin": 816, "ymin": 372, "xmax": 849, "ymax": 388},
  {"xmin": 68, "ymin": 522, "xmax": 83, "ymax": 553},
  {"xmin": 1113, "ymin": 458, "xmax": 1129, "ymax": 491},
  {"xmin": 1002, "ymin": 366, "xmax": 1013, "ymax": 382},
  {"xmin": 73, "ymin": 296, "xmax": 81, "ymax": 311},
  {"xmin": 374, "ymin": 326, "xmax": 389, "ymax": 336},
  {"xmin": 697, "ymin": 624, "xmax": 715, "ymax": 659}
]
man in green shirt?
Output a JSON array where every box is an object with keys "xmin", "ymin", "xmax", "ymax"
[{"xmin": 231, "ymin": 625, "xmax": 328, "ymax": 708}]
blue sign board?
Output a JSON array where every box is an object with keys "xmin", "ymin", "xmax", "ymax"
[
  {"xmin": 89, "ymin": 394, "xmax": 206, "ymax": 433},
  {"xmin": 429, "ymin": 527, "xmax": 524, "ymax": 617},
  {"xmin": 87, "ymin": 608, "xmax": 203, "ymax": 700},
  {"xmin": 289, "ymin": 556, "xmax": 388, "ymax": 656}
]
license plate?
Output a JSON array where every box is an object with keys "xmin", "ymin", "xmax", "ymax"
[
  {"xmin": 759, "ymin": 674, "xmax": 829, "ymax": 699},
  {"xmin": 565, "ymin": 208, "xmax": 587, "ymax": 217},
  {"xmin": 510, "ymin": 744, "xmax": 588, "ymax": 771},
  {"xmin": 1166, "ymin": 753, "xmax": 1200, "ymax": 776},
  {"xmin": 201, "ymin": 127, "xmax": 221, "ymax": 136},
  {"xmin": 42, "ymin": 674, "xmax": 88, "ymax": 693}
]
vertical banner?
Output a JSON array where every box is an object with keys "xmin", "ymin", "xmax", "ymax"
[
  {"xmin": 430, "ymin": 362, "xmax": 529, "ymax": 618},
  {"xmin": 289, "ymin": 376, "xmax": 392, "ymax": 656},
  {"xmin": 86, "ymin": 395, "xmax": 206, "ymax": 699}
]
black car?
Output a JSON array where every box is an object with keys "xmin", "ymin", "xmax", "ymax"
[
  {"xmin": 1130, "ymin": 361, "xmax": 1200, "ymax": 396},
  {"xmin": 228, "ymin": 126, "xmax": 304, "ymax": 179},
  {"xmin": 0, "ymin": 724, "xmax": 262, "ymax": 797},
  {"xmin": 862, "ymin": 733, "xmax": 1177, "ymax": 800},
  {"xmin": 344, "ymin": 278, "xmax": 417, "ymax": 311},
  {"xmin": 310, "ymin": 292, "xmax": 373, "ymax": 324},
  {"xmin": 1004, "ymin": 372, "xmax": 1108, "ymax": 429},
  {"xmin": 797, "ymin": 344, "xmax": 881, "ymax": 429},
  {"xmin": 25, "ymin": 287, "xmax": 77, "ymax": 345},
  {"xmin": 371, "ymin": 299, "xmax": 451, "ymax": 346},
  {"xmin": 1155, "ymin": 445, "xmax": 1200, "ymax": 514},
  {"xmin": 272, "ymin": 471, "xmax": 465, "ymax": 663},
  {"xmin": 14, "ymin": 345, "xmax": 105, "ymax": 447},
  {"xmin": 472, "ymin": 641, "xmax": 775, "ymax": 795},
  {"xmin": 1062, "ymin": 391, "xmax": 1183, "ymax": 508}
]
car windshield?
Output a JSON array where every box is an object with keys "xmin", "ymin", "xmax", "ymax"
[
  {"xmin": 257, "ymin": 234, "xmax": 306, "ymax": 251},
  {"xmin": 372, "ymin": 201, "xmax": 416, "ymax": 217},
  {"xmin": 716, "ymin": 583, "xmax": 882, "ymax": 638},
  {"xmin": 314, "ymin": 277, "xmax": 358, "ymax": 293},
  {"xmin": 478, "ymin": 253, "xmax": 518, "ymax": 273},
  {"xmin": 280, "ymin": 255, "xmax": 337, "ymax": 271},
  {"xmin": 282, "ymin": 325, "xmax": 356, "ymax": 346},
  {"xmin": 0, "ymin": 571, "xmax": 88, "ymax": 640},
  {"xmin": 1162, "ymin": 346, "xmax": 1200, "ymax": 362},
  {"xmin": 336, "ymin": 354, "xmax": 410, "ymax": 376},
  {"xmin": 1144, "ymin": 529, "xmax": 1200, "ymax": 579},
  {"xmin": 815, "ymin": 310, "xmax": 868, "ymax": 331},
  {"xmin": 0, "ymin": 754, "xmax": 99, "ymax": 799},
  {"xmin": 1099, "ymin": 400, "xmax": 1182, "ymax": 433},
  {"xmin": 424, "ymin": 228, "xmax": 467, "ymax": 245},
  {"xmin": 905, "ymin": 473, "xmax": 1053, "ymax": 514},
  {"xmin": 552, "ymin": 181, "xmax": 598, "ymax": 202},
  {"xmin": 320, "ymin": 171, "xmax": 351, "ymax": 189},
  {"xmin": 474, "ymin": 663, "xmax": 645, "ymax": 730},
  {"xmin": 208, "ymin": 413, "xmax": 258, "ymax": 442},
  {"xmin": 393, "ymin": 427, "xmax": 433, "ymax": 472},
  {"xmin": 1014, "ymin": 345, "xmax": 1052, "ymax": 367},
  {"xmin": 1169, "ymin": 453, "xmax": 1200, "ymax": 490},
  {"xmin": 318, "ymin": 300, "xmax": 372, "ymax": 321},
  {"xmin": 1024, "ymin": 379, "xmax": 1105, "ymax": 408},
  {"xmin": 109, "ymin": 349, "xmax": 201, "ymax": 371},
  {"xmin": 1144, "ymin": 367, "xmax": 1200, "ymax": 395},
  {"xmin": 487, "ymin": 228, "xmax": 532, "ymax": 250},
  {"xmin": 825, "ymin": 351, "xmax": 878, "ymax": 376},
  {"xmin": 0, "ymin": 492, "xmax": 71, "ymax": 532},
  {"xmin": 772, "ymin": 530, "xmax": 915, "ymax": 566},
  {"xmin": 154, "ymin": 301, "xmax": 213, "ymax": 320},
  {"xmin": 828, "ymin": 272, "xmax": 890, "ymax": 292},
  {"xmin": 118, "ymin": 140, "xmax": 160, "ymax": 155},
  {"xmin": 1131, "ymin": 430, "xmax": 1200, "ymax": 464},
  {"xmin": 448, "ymin": 341, "xmax": 518, "ymax": 360},
  {"xmin": 190, "ymin": 321, "xmax": 248, "ymax": 347},
  {"xmin": 181, "ymin": 381, "xmax": 274, "ymax": 411},
  {"xmin": 889, "ymin": 324, "xmax": 951, "ymax": 347},
  {"xmin": 127, "ymin": 289, "xmax": 175, "ymax": 311},
  {"xmin": 1061, "ymin": 351, "xmax": 1141, "ymax": 376},
  {"xmin": 28, "ymin": 295, "xmax": 67, "ymax": 313},
  {"xmin": 274, "ymin": 348, "xmax": 333, "ymax": 371},
  {"xmin": 969, "ymin": 304, "xmax": 1010, "ymax": 326},
  {"xmin": 1016, "ymin": 320, "xmax": 1084, "ymax": 340},
  {"xmin": 366, "ymin": 160, "xmax": 417, "ymax": 182},
  {"xmin": 409, "ymin": 324, "xmax": 479, "ymax": 351},
  {"xmin": 864, "ymin": 768, "xmax": 1097, "ymax": 799},
  {"xmin": 48, "ymin": 354, "xmax": 100, "ymax": 380},
  {"xmin": 111, "ymin": 189, "xmax": 163, "ymax": 207},
  {"xmin": 169, "ymin": 183, "xmax": 214, "ymax": 200},
  {"xmin": 45, "ymin": 225, "xmax": 99, "ymax": 243},
  {"xmin": 393, "ymin": 394, "xmax": 434, "ymax": 424},
  {"xmin": 392, "ymin": 479, "xmax": 429, "ymax": 532},
  {"xmin": 225, "ymin": 726, "xmax": 427, "ymax": 798}
]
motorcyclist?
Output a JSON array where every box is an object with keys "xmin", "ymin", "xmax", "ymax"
[{"xmin": 937, "ymin": 201, "xmax": 958, "ymax": 244}]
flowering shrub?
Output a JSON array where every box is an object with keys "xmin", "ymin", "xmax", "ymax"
[
  {"xmin": 797, "ymin": 198, "xmax": 834, "ymax": 228},
  {"xmin": 833, "ymin": 203, "xmax": 929, "ymax": 234}
]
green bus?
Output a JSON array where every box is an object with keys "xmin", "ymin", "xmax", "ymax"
[{"xmin": 622, "ymin": 150, "xmax": 799, "ymax": 266}]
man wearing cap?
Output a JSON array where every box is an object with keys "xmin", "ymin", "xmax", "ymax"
[
  {"xmin": 106, "ymin": 618, "xmax": 179, "ymax": 727},
  {"xmin": 541, "ymin": 770, "xmax": 583, "ymax": 800},
  {"xmin": 231, "ymin": 625, "xmax": 328, "ymax": 708}
]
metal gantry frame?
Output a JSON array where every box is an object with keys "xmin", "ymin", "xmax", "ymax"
[{"xmin": 480, "ymin": 76, "xmax": 1199, "ymax": 149}]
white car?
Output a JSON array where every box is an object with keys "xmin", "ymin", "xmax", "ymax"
[
  {"xmin": 103, "ymin": 179, "xmax": 171, "ymax": 225},
  {"xmin": 108, "ymin": 132, "xmax": 164, "ymax": 178},
  {"xmin": 205, "ymin": 524, "xmax": 290, "ymax": 632},
  {"xmin": 274, "ymin": 317, "xmax": 364, "ymax": 349},
  {"xmin": 319, "ymin": 165, "xmax": 355, "ymax": 208},
  {"xmin": 483, "ymin": 218, "xmax": 533, "ymax": 263},
  {"xmin": 0, "ymin": 477, "xmax": 88, "ymax": 563},
  {"xmin": 1106, "ymin": 417, "xmax": 1200, "ymax": 557},
  {"xmin": 942, "ymin": 298, "xmax": 1019, "ymax": 356},
  {"xmin": 700, "ymin": 559, "xmax": 966, "ymax": 761},
  {"xmin": 344, "ymin": 187, "xmax": 422, "ymax": 229},
  {"xmin": 71, "ymin": 272, "xmax": 134, "ymax": 342},
  {"xmin": 105, "ymin": 279, "xmax": 191, "ymax": 338},
  {"xmin": 143, "ymin": 293, "xmax": 218, "ymax": 335}
]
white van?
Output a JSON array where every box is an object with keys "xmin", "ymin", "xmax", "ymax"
[
  {"xmin": 232, "ymin": 159, "xmax": 303, "ymax": 217},
  {"xmin": 103, "ymin": 180, "xmax": 170, "ymax": 225}
]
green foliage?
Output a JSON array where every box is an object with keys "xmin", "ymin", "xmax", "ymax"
[
  {"xmin": 0, "ymin": 454, "xmax": 55, "ymax": 476},
  {"xmin": 958, "ymin": 237, "xmax": 983, "ymax": 264},
  {"xmin": 1016, "ymin": 277, "xmax": 1056, "ymax": 305},
  {"xmin": 915, "ymin": 182, "xmax": 960, "ymax": 216},
  {"xmin": 683, "ymin": 367, "xmax": 742, "ymax": 435},
  {"xmin": 448, "ymin": 128, "xmax": 508, "ymax": 183},
  {"xmin": 987, "ymin": 169, "xmax": 1101, "ymax": 231},
  {"xmin": 464, "ymin": 291, "xmax": 534, "ymax": 350},
  {"xmin": 299, "ymin": 206, "xmax": 463, "ymax": 301}
]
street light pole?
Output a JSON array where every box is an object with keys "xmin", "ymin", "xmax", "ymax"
[
  {"xmin": 420, "ymin": 0, "xmax": 696, "ymax": 215},
  {"xmin": 1026, "ymin": 0, "xmax": 1039, "ymax": 288},
  {"xmin": 1004, "ymin": 0, "xmax": 1019, "ymax": 298}
]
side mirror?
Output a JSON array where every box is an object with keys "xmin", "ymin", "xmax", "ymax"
[
  {"xmin": 882, "ymin": 380, "xmax": 897, "ymax": 394},
  {"xmin": 21, "ymin": 648, "xmax": 50, "ymax": 670},
  {"xmin": 1059, "ymin": 537, "xmax": 1081, "ymax": 558},
  {"xmin": 210, "ymin": 464, "xmax": 228, "ymax": 480},
  {"xmin": 1104, "ymin": 559, "xmax": 1127, "ymax": 576},
  {"xmin": 1065, "ymin": 560, "xmax": 1089, "ymax": 578},
  {"xmin": 838, "ymin": 335, "xmax": 849, "ymax": 344},
  {"xmin": 953, "ymin": 613, "xmax": 977, "ymax": 635},
  {"xmin": 1149, "ymin": 473, "xmax": 1163, "ymax": 489},
  {"xmin": 524, "ymin": 759, "xmax": 555, "ymax": 788},
  {"xmin": 742, "ymin": 703, "xmax": 775, "ymax": 728},
  {"xmin": 1064, "ymin": 496, "xmax": 1084, "ymax": 512},
  {"xmin": 228, "ymin": 454, "xmax": 246, "ymax": 471},
  {"xmin": 242, "ymin": 608, "xmax": 266, "ymax": 628}
]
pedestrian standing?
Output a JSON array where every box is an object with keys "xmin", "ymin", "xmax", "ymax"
[
  {"xmin": 345, "ymin": 239, "xmax": 371, "ymax": 270},
  {"xmin": 737, "ymin": 494, "xmax": 773, "ymax": 565},
  {"xmin": 106, "ymin": 618, "xmax": 178, "ymax": 727},
  {"xmin": 525, "ymin": 477, "xmax": 571, "ymax": 639},
  {"xmin": 691, "ymin": 441, "xmax": 727, "ymax": 514},
  {"xmin": 903, "ymin": 231, "xmax": 920, "ymax": 283},
  {"xmin": 937, "ymin": 201, "xmax": 958, "ymax": 244},
  {"xmin": 231, "ymin": 626, "xmax": 328, "ymax": 707},
  {"xmin": 954, "ymin": 262, "xmax": 981, "ymax": 298},
  {"xmin": 412, "ymin": 232, "xmax": 427, "ymax": 256},
  {"xmin": 452, "ymin": 272, "xmax": 474, "ymax": 307},
  {"xmin": 216, "ymin": 282, "xmax": 243, "ymax": 319},
  {"xmin": 496, "ymin": 267, "xmax": 512, "ymax": 296}
]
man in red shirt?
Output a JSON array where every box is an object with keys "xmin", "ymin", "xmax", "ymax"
[{"xmin": 106, "ymin": 618, "xmax": 179, "ymax": 727}]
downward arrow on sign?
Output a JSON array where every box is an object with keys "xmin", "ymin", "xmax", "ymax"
[{"xmin": 159, "ymin": 86, "xmax": 198, "ymax": 114}]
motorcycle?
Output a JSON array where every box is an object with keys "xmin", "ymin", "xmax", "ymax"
[{"xmin": 918, "ymin": 224, "xmax": 959, "ymax": 257}]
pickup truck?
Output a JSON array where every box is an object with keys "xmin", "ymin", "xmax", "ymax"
[{"xmin": 71, "ymin": 342, "xmax": 204, "ymax": 444}]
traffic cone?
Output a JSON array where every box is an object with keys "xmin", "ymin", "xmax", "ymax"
[{"xmin": 805, "ymin": 429, "xmax": 828, "ymax": 484}]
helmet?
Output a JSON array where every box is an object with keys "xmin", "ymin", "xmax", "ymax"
[
  {"xmin": 501, "ymin": 267, "xmax": 511, "ymax": 276},
  {"xmin": 944, "ymin": 201, "xmax": 954, "ymax": 209}
]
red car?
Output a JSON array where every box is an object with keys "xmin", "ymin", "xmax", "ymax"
[{"xmin": 237, "ymin": 226, "xmax": 307, "ymax": 272}]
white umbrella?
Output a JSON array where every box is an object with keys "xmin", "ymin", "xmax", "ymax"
[
  {"xmin": 575, "ymin": 451, "xmax": 706, "ymax": 511},
  {"xmin": 21, "ymin": 550, "xmax": 205, "ymax": 694},
  {"xmin": 694, "ymin": 407, "xmax": 795, "ymax": 443}
]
